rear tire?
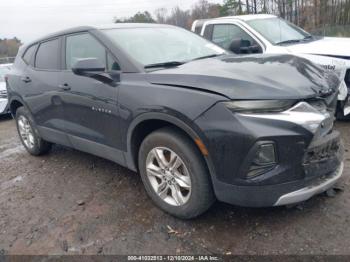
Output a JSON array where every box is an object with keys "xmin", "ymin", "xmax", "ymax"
[
  {"xmin": 138, "ymin": 127, "xmax": 215, "ymax": 219},
  {"xmin": 15, "ymin": 107, "xmax": 52, "ymax": 156}
]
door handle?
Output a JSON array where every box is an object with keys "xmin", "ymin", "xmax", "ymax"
[
  {"xmin": 21, "ymin": 76, "xmax": 31, "ymax": 83},
  {"xmin": 59, "ymin": 83, "xmax": 71, "ymax": 91}
]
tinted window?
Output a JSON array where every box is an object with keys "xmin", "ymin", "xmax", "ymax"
[
  {"xmin": 35, "ymin": 39, "xmax": 60, "ymax": 70},
  {"xmin": 212, "ymin": 24, "xmax": 258, "ymax": 50},
  {"xmin": 203, "ymin": 24, "xmax": 213, "ymax": 40},
  {"xmin": 23, "ymin": 44, "xmax": 37, "ymax": 65},
  {"xmin": 66, "ymin": 33, "xmax": 106, "ymax": 70}
]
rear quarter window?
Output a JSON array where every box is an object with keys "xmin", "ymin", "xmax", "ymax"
[
  {"xmin": 35, "ymin": 38, "xmax": 61, "ymax": 70},
  {"xmin": 22, "ymin": 44, "xmax": 37, "ymax": 66}
]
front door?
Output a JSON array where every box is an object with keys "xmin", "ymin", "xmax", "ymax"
[{"xmin": 59, "ymin": 32, "xmax": 123, "ymax": 163}]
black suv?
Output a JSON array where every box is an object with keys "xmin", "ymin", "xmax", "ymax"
[{"xmin": 7, "ymin": 24, "xmax": 344, "ymax": 218}]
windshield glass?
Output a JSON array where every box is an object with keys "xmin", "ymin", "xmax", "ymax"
[
  {"xmin": 0, "ymin": 66, "xmax": 11, "ymax": 82},
  {"xmin": 247, "ymin": 17, "xmax": 311, "ymax": 45},
  {"xmin": 103, "ymin": 27, "xmax": 225, "ymax": 67}
]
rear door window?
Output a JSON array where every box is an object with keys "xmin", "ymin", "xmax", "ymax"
[{"xmin": 35, "ymin": 38, "xmax": 61, "ymax": 70}]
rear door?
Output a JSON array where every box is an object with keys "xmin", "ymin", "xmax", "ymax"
[
  {"xmin": 59, "ymin": 32, "xmax": 122, "ymax": 161},
  {"xmin": 22, "ymin": 38, "xmax": 70, "ymax": 145}
]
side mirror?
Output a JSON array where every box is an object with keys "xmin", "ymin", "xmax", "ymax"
[
  {"xmin": 229, "ymin": 39, "xmax": 261, "ymax": 54},
  {"xmin": 72, "ymin": 58, "xmax": 118, "ymax": 85},
  {"xmin": 72, "ymin": 58, "xmax": 105, "ymax": 75}
]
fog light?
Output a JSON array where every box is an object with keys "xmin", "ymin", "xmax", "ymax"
[
  {"xmin": 253, "ymin": 143, "xmax": 276, "ymax": 165},
  {"xmin": 247, "ymin": 143, "xmax": 277, "ymax": 178}
]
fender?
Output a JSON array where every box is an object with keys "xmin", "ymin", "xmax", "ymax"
[{"xmin": 125, "ymin": 112, "xmax": 218, "ymax": 182}]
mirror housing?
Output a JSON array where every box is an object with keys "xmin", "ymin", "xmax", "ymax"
[
  {"xmin": 72, "ymin": 58, "xmax": 118, "ymax": 85},
  {"xmin": 229, "ymin": 39, "xmax": 261, "ymax": 54},
  {"xmin": 72, "ymin": 58, "xmax": 105, "ymax": 75}
]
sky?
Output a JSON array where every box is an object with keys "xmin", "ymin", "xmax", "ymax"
[{"xmin": 0, "ymin": 0, "xmax": 223, "ymax": 44}]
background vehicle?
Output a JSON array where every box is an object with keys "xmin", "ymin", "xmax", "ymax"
[
  {"xmin": 6, "ymin": 24, "xmax": 343, "ymax": 219},
  {"xmin": 192, "ymin": 14, "xmax": 350, "ymax": 117},
  {"xmin": 0, "ymin": 63, "xmax": 12, "ymax": 115}
]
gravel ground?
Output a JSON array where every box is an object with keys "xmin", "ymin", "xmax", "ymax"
[{"xmin": 0, "ymin": 114, "xmax": 349, "ymax": 255}]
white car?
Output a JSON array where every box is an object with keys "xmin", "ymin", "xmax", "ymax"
[
  {"xmin": 0, "ymin": 63, "xmax": 12, "ymax": 115},
  {"xmin": 192, "ymin": 14, "xmax": 350, "ymax": 117}
]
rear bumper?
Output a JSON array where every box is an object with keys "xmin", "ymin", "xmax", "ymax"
[{"xmin": 274, "ymin": 162, "xmax": 343, "ymax": 206}]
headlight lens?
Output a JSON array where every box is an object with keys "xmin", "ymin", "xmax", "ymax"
[
  {"xmin": 338, "ymin": 80, "xmax": 347, "ymax": 101},
  {"xmin": 227, "ymin": 101, "xmax": 331, "ymax": 134},
  {"xmin": 224, "ymin": 100, "xmax": 296, "ymax": 113}
]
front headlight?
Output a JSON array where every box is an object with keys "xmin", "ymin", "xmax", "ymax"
[
  {"xmin": 338, "ymin": 80, "xmax": 347, "ymax": 101},
  {"xmin": 226, "ymin": 101, "xmax": 331, "ymax": 134},
  {"xmin": 224, "ymin": 100, "xmax": 296, "ymax": 113}
]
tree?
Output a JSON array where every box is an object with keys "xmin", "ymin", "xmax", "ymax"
[
  {"xmin": 166, "ymin": 6, "xmax": 191, "ymax": 28},
  {"xmin": 114, "ymin": 11, "xmax": 155, "ymax": 23},
  {"xmin": 154, "ymin": 8, "xmax": 168, "ymax": 24},
  {"xmin": 0, "ymin": 37, "xmax": 22, "ymax": 58}
]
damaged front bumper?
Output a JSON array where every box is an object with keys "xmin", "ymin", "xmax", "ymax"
[
  {"xmin": 195, "ymin": 98, "xmax": 344, "ymax": 207},
  {"xmin": 274, "ymin": 162, "xmax": 343, "ymax": 206},
  {"xmin": 275, "ymin": 130, "xmax": 344, "ymax": 206}
]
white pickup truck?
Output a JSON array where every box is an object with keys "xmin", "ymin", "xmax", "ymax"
[{"xmin": 192, "ymin": 14, "xmax": 350, "ymax": 117}]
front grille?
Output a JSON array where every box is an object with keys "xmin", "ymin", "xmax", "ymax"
[
  {"xmin": 303, "ymin": 131, "xmax": 343, "ymax": 178},
  {"xmin": 304, "ymin": 138, "xmax": 340, "ymax": 164},
  {"xmin": 0, "ymin": 90, "xmax": 7, "ymax": 98}
]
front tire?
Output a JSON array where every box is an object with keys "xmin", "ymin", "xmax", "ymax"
[
  {"xmin": 15, "ymin": 107, "xmax": 52, "ymax": 156},
  {"xmin": 138, "ymin": 127, "xmax": 215, "ymax": 219}
]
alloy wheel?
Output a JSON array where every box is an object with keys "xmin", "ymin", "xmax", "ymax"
[
  {"xmin": 145, "ymin": 147, "xmax": 192, "ymax": 206},
  {"xmin": 17, "ymin": 115, "xmax": 35, "ymax": 149}
]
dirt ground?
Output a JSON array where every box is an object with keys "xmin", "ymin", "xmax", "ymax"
[{"xmin": 0, "ymin": 114, "xmax": 350, "ymax": 256}]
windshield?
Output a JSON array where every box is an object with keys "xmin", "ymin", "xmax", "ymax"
[
  {"xmin": 246, "ymin": 17, "xmax": 311, "ymax": 45},
  {"xmin": 103, "ymin": 27, "xmax": 225, "ymax": 67},
  {"xmin": 0, "ymin": 66, "xmax": 11, "ymax": 82}
]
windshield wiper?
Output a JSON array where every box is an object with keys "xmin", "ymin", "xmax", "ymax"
[
  {"xmin": 191, "ymin": 53, "xmax": 224, "ymax": 61},
  {"xmin": 302, "ymin": 35, "xmax": 313, "ymax": 41},
  {"xmin": 144, "ymin": 61, "xmax": 185, "ymax": 69},
  {"xmin": 276, "ymin": 39, "xmax": 302, "ymax": 45}
]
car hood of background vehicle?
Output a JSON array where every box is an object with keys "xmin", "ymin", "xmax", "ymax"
[
  {"xmin": 0, "ymin": 82, "xmax": 6, "ymax": 92},
  {"xmin": 146, "ymin": 54, "xmax": 340, "ymax": 100},
  {"xmin": 286, "ymin": 37, "xmax": 350, "ymax": 59}
]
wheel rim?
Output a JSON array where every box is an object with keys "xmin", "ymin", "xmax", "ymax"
[
  {"xmin": 17, "ymin": 115, "xmax": 35, "ymax": 149},
  {"xmin": 145, "ymin": 147, "xmax": 192, "ymax": 206}
]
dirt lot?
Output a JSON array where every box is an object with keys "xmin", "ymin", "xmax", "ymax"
[{"xmin": 0, "ymin": 114, "xmax": 350, "ymax": 256}]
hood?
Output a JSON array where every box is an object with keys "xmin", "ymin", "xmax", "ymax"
[
  {"xmin": 147, "ymin": 54, "xmax": 340, "ymax": 100},
  {"xmin": 286, "ymin": 37, "xmax": 350, "ymax": 59}
]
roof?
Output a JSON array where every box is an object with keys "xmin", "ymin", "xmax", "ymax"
[
  {"xmin": 217, "ymin": 14, "xmax": 277, "ymax": 21},
  {"xmin": 193, "ymin": 14, "xmax": 277, "ymax": 25},
  {"xmin": 24, "ymin": 23, "xmax": 173, "ymax": 47}
]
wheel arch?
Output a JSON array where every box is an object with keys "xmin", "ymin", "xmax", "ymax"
[
  {"xmin": 9, "ymin": 96, "xmax": 25, "ymax": 117},
  {"xmin": 126, "ymin": 113, "xmax": 216, "ymax": 180}
]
